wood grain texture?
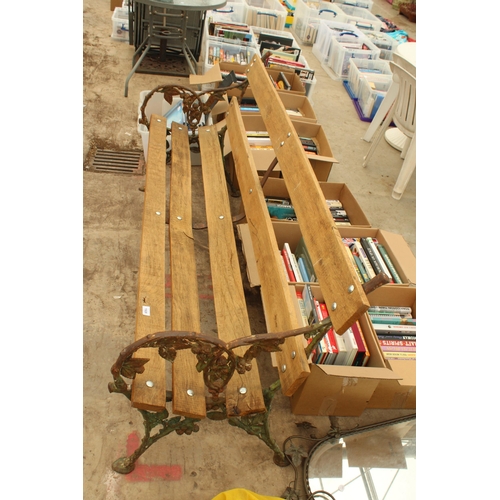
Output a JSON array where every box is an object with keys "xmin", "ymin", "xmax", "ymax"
[
  {"xmin": 199, "ymin": 125, "xmax": 265, "ymax": 417},
  {"xmin": 170, "ymin": 122, "xmax": 206, "ymax": 419},
  {"xmin": 226, "ymin": 103, "xmax": 310, "ymax": 397},
  {"xmin": 245, "ymin": 56, "xmax": 370, "ymax": 334},
  {"xmin": 131, "ymin": 114, "xmax": 167, "ymax": 412}
]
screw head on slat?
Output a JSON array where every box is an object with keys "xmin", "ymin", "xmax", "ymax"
[{"xmin": 146, "ymin": 381, "xmax": 154, "ymax": 388}]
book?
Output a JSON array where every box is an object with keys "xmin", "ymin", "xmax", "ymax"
[
  {"xmin": 373, "ymin": 323, "xmax": 416, "ymax": 335},
  {"xmin": 295, "ymin": 237, "xmax": 316, "ymax": 282},
  {"xmin": 284, "ymin": 243, "xmax": 303, "ymax": 281},
  {"xmin": 277, "ymin": 71, "xmax": 292, "ymax": 91},
  {"xmin": 333, "ymin": 330, "xmax": 348, "ymax": 365},
  {"xmin": 281, "ymin": 248, "xmax": 296, "ymax": 282},
  {"xmin": 297, "ymin": 257, "xmax": 310, "ymax": 282},
  {"xmin": 296, "ymin": 290, "xmax": 308, "ymax": 327},
  {"xmin": 383, "ymin": 351, "xmax": 416, "ymax": 360},
  {"xmin": 302, "ymin": 284, "xmax": 318, "ymax": 326},
  {"xmin": 343, "ymin": 326, "xmax": 359, "ymax": 366},
  {"xmin": 344, "ymin": 244, "xmax": 364, "ymax": 284},
  {"xmin": 370, "ymin": 316, "xmax": 416, "ymax": 326},
  {"xmin": 377, "ymin": 334, "xmax": 416, "ymax": 341},
  {"xmin": 368, "ymin": 305, "xmax": 413, "ymax": 315},
  {"xmin": 319, "ymin": 302, "xmax": 338, "ymax": 365},
  {"xmin": 351, "ymin": 239, "xmax": 376, "ymax": 279},
  {"xmin": 350, "ymin": 321, "xmax": 367, "ymax": 366},
  {"xmin": 372, "ymin": 239, "xmax": 403, "ymax": 284},
  {"xmin": 360, "ymin": 237, "xmax": 386, "ymax": 279},
  {"xmin": 353, "ymin": 254, "xmax": 370, "ymax": 283}
]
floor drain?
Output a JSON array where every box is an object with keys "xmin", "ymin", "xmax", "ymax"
[{"xmin": 86, "ymin": 149, "xmax": 145, "ymax": 175}]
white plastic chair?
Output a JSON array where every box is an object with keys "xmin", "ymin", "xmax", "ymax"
[{"xmin": 362, "ymin": 60, "xmax": 416, "ymax": 200}]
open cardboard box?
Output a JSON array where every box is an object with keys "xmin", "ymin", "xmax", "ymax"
[
  {"xmin": 264, "ymin": 284, "xmax": 401, "ymax": 416},
  {"xmin": 239, "ymin": 90, "xmax": 318, "ymax": 123},
  {"xmin": 224, "ymin": 115, "xmax": 337, "ymax": 183},
  {"xmin": 247, "ymin": 178, "xmax": 371, "ymax": 228},
  {"xmin": 237, "ymin": 221, "xmax": 416, "ymax": 287},
  {"xmin": 220, "ymin": 62, "xmax": 307, "ymax": 96},
  {"xmin": 364, "ymin": 286, "xmax": 416, "ymax": 410}
]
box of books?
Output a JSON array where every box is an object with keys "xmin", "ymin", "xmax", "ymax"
[
  {"xmin": 357, "ymin": 75, "xmax": 392, "ymax": 120},
  {"xmin": 238, "ymin": 91, "xmax": 318, "ymax": 123},
  {"xmin": 252, "ymin": 177, "xmax": 371, "ymax": 228},
  {"xmin": 238, "ymin": 221, "xmax": 415, "ymax": 288},
  {"xmin": 203, "ymin": 39, "xmax": 259, "ymax": 73},
  {"xmin": 224, "ymin": 114, "xmax": 337, "ymax": 181},
  {"xmin": 331, "ymin": 0, "xmax": 374, "ymax": 10},
  {"xmin": 287, "ymin": 283, "xmax": 402, "ymax": 416},
  {"xmin": 293, "ymin": 0, "xmax": 347, "ymax": 45},
  {"xmin": 245, "ymin": 0, "xmax": 287, "ymax": 32},
  {"xmin": 364, "ymin": 286, "xmax": 416, "ymax": 409},
  {"xmin": 365, "ymin": 31, "xmax": 400, "ymax": 60}
]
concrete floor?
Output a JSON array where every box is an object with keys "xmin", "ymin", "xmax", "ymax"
[{"xmin": 83, "ymin": 1, "xmax": 416, "ymax": 498}]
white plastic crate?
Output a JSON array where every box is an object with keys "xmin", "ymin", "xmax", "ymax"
[
  {"xmin": 137, "ymin": 91, "xmax": 212, "ymax": 163},
  {"xmin": 311, "ymin": 19, "xmax": 363, "ymax": 65},
  {"xmin": 325, "ymin": 31, "xmax": 381, "ymax": 79},
  {"xmin": 203, "ymin": 39, "xmax": 259, "ymax": 73},
  {"xmin": 111, "ymin": 7, "xmax": 129, "ymax": 42},
  {"xmin": 331, "ymin": 0, "xmax": 373, "ymax": 11},
  {"xmin": 347, "ymin": 58, "xmax": 391, "ymax": 98},
  {"xmin": 358, "ymin": 76, "xmax": 392, "ymax": 120},
  {"xmin": 245, "ymin": 0, "xmax": 287, "ymax": 31},
  {"xmin": 336, "ymin": 4, "xmax": 383, "ymax": 32},
  {"xmin": 365, "ymin": 31, "xmax": 400, "ymax": 60},
  {"xmin": 292, "ymin": 0, "xmax": 348, "ymax": 45}
]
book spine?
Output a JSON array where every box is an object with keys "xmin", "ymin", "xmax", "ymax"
[
  {"xmin": 353, "ymin": 254, "xmax": 370, "ymax": 282},
  {"xmin": 284, "ymin": 243, "xmax": 302, "ymax": 281},
  {"xmin": 319, "ymin": 302, "xmax": 338, "ymax": 364},
  {"xmin": 379, "ymin": 338, "xmax": 416, "ymax": 348},
  {"xmin": 344, "ymin": 244, "xmax": 364, "ymax": 284},
  {"xmin": 373, "ymin": 240, "xmax": 403, "ymax": 284},
  {"xmin": 373, "ymin": 324, "xmax": 417, "ymax": 334},
  {"xmin": 384, "ymin": 351, "xmax": 416, "ymax": 360},
  {"xmin": 281, "ymin": 248, "xmax": 296, "ymax": 282},
  {"xmin": 368, "ymin": 305, "xmax": 413, "ymax": 315},
  {"xmin": 377, "ymin": 334, "xmax": 416, "ymax": 341},
  {"xmin": 366, "ymin": 237, "xmax": 393, "ymax": 281},
  {"xmin": 370, "ymin": 316, "xmax": 416, "ymax": 325},
  {"xmin": 360, "ymin": 237, "xmax": 385, "ymax": 278},
  {"xmin": 297, "ymin": 257, "xmax": 310, "ymax": 282},
  {"xmin": 352, "ymin": 239, "xmax": 376, "ymax": 279},
  {"xmin": 296, "ymin": 291, "xmax": 308, "ymax": 327}
]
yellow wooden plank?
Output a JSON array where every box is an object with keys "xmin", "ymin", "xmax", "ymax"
[
  {"xmin": 169, "ymin": 122, "xmax": 206, "ymax": 419},
  {"xmin": 131, "ymin": 114, "xmax": 167, "ymax": 412},
  {"xmin": 244, "ymin": 56, "xmax": 370, "ymax": 334},
  {"xmin": 226, "ymin": 103, "xmax": 310, "ymax": 398},
  {"xmin": 198, "ymin": 125, "xmax": 265, "ymax": 417}
]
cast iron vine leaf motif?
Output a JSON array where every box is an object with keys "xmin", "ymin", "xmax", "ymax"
[
  {"xmin": 120, "ymin": 357, "xmax": 150, "ymax": 379},
  {"xmin": 285, "ymin": 443, "xmax": 308, "ymax": 468}
]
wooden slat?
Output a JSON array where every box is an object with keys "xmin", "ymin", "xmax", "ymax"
[
  {"xmin": 131, "ymin": 114, "xmax": 167, "ymax": 412},
  {"xmin": 244, "ymin": 56, "xmax": 370, "ymax": 334},
  {"xmin": 170, "ymin": 122, "xmax": 206, "ymax": 419},
  {"xmin": 198, "ymin": 125, "xmax": 265, "ymax": 417},
  {"xmin": 226, "ymin": 103, "xmax": 310, "ymax": 398}
]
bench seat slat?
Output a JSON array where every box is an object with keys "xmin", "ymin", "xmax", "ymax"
[
  {"xmin": 170, "ymin": 123, "xmax": 206, "ymax": 419},
  {"xmin": 131, "ymin": 114, "xmax": 168, "ymax": 412},
  {"xmin": 226, "ymin": 103, "xmax": 311, "ymax": 398},
  {"xmin": 199, "ymin": 125, "xmax": 265, "ymax": 417}
]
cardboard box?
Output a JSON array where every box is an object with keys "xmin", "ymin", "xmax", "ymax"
[
  {"xmin": 110, "ymin": 0, "xmax": 122, "ymax": 10},
  {"xmin": 254, "ymin": 178, "xmax": 371, "ymax": 228},
  {"xmin": 238, "ymin": 221, "xmax": 416, "ymax": 287},
  {"xmin": 240, "ymin": 90, "xmax": 318, "ymax": 123},
  {"xmin": 224, "ymin": 115, "xmax": 337, "ymax": 183},
  {"xmin": 280, "ymin": 284, "xmax": 401, "ymax": 416},
  {"xmin": 365, "ymin": 286, "xmax": 416, "ymax": 410}
]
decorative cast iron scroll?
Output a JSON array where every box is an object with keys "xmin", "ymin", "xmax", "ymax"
[{"xmin": 138, "ymin": 79, "xmax": 250, "ymax": 141}]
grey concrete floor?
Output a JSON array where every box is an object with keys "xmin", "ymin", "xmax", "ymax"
[{"xmin": 83, "ymin": 1, "xmax": 416, "ymax": 498}]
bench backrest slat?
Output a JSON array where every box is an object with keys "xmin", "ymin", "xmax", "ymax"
[
  {"xmin": 199, "ymin": 126, "xmax": 266, "ymax": 417},
  {"xmin": 170, "ymin": 123, "xmax": 207, "ymax": 419},
  {"xmin": 244, "ymin": 56, "xmax": 370, "ymax": 334},
  {"xmin": 131, "ymin": 114, "xmax": 168, "ymax": 412},
  {"xmin": 226, "ymin": 103, "xmax": 311, "ymax": 398}
]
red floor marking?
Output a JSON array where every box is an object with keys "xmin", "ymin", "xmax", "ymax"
[{"xmin": 123, "ymin": 432, "xmax": 183, "ymax": 482}]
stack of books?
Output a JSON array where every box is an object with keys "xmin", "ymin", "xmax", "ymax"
[{"xmin": 368, "ymin": 306, "xmax": 416, "ymax": 361}]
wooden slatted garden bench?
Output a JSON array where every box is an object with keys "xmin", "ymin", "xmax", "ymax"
[{"xmin": 108, "ymin": 56, "xmax": 386, "ymax": 475}]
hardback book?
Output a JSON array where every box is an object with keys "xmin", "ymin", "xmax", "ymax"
[
  {"xmin": 295, "ymin": 237, "xmax": 316, "ymax": 282},
  {"xmin": 383, "ymin": 351, "xmax": 416, "ymax": 360},
  {"xmin": 333, "ymin": 331, "xmax": 348, "ymax": 366},
  {"xmin": 296, "ymin": 290, "xmax": 308, "ymax": 327},
  {"xmin": 372, "ymin": 239, "xmax": 403, "ymax": 284},
  {"xmin": 342, "ymin": 326, "xmax": 359, "ymax": 366},
  {"xmin": 351, "ymin": 239, "xmax": 376, "ymax": 279},
  {"xmin": 377, "ymin": 334, "xmax": 416, "ymax": 341},
  {"xmin": 284, "ymin": 243, "xmax": 303, "ymax": 281},
  {"xmin": 319, "ymin": 302, "xmax": 338, "ymax": 365},
  {"xmin": 281, "ymin": 248, "xmax": 296, "ymax": 282},
  {"xmin": 368, "ymin": 305, "xmax": 413, "ymax": 316},
  {"xmin": 351, "ymin": 321, "xmax": 368, "ymax": 366},
  {"xmin": 360, "ymin": 237, "xmax": 386, "ymax": 279},
  {"xmin": 302, "ymin": 284, "xmax": 318, "ymax": 326},
  {"xmin": 373, "ymin": 323, "xmax": 416, "ymax": 335},
  {"xmin": 365, "ymin": 237, "xmax": 393, "ymax": 281},
  {"xmin": 297, "ymin": 257, "xmax": 310, "ymax": 282},
  {"xmin": 344, "ymin": 244, "xmax": 364, "ymax": 284}
]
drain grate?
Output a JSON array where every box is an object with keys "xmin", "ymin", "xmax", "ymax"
[{"xmin": 86, "ymin": 149, "xmax": 145, "ymax": 175}]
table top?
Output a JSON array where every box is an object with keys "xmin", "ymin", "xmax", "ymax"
[
  {"xmin": 135, "ymin": 0, "xmax": 227, "ymax": 10},
  {"xmin": 394, "ymin": 42, "xmax": 416, "ymax": 68}
]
